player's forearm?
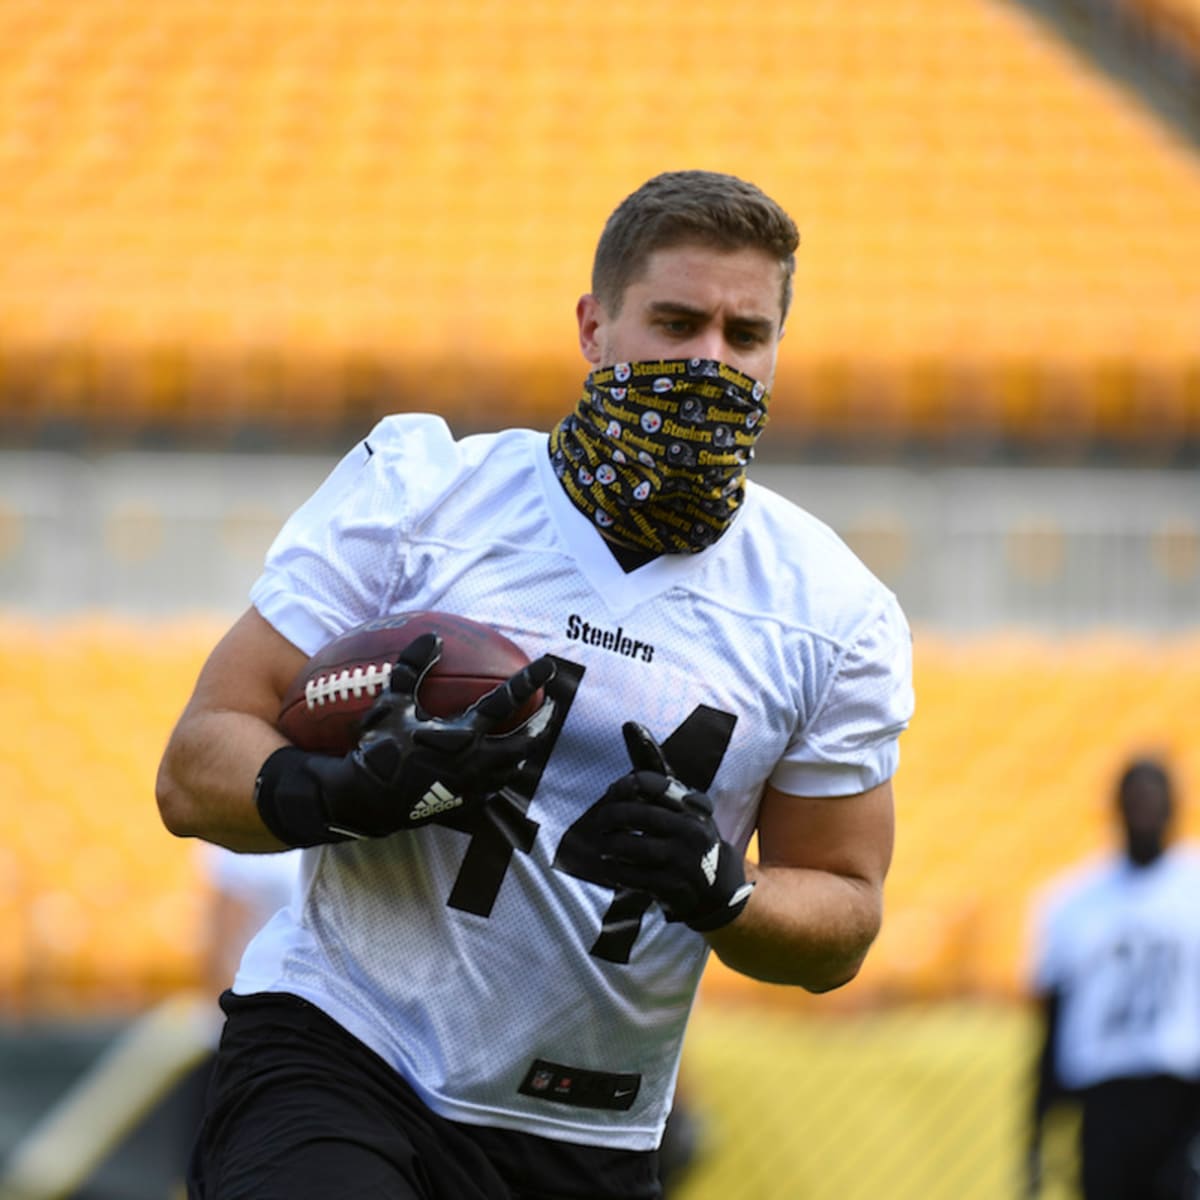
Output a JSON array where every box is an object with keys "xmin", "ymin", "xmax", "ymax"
[
  {"xmin": 704, "ymin": 861, "xmax": 883, "ymax": 991},
  {"xmin": 156, "ymin": 709, "xmax": 291, "ymax": 852}
]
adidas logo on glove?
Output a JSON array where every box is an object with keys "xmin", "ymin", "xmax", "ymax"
[{"xmin": 409, "ymin": 781, "xmax": 464, "ymax": 822}]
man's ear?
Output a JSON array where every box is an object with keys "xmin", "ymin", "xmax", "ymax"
[{"xmin": 576, "ymin": 294, "xmax": 605, "ymax": 365}]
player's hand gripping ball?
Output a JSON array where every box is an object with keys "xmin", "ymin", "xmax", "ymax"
[
  {"xmin": 556, "ymin": 723, "xmax": 755, "ymax": 932},
  {"xmin": 256, "ymin": 614, "xmax": 556, "ymax": 846},
  {"xmin": 277, "ymin": 611, "xmax": 546, "ymax": 754}
]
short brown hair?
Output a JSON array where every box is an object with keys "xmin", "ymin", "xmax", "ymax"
[{"xmin": 591, "ymin": 170, "xmax": 800, "ymax": 322}]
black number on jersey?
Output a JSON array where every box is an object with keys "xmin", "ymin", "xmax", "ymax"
[
  {"xmin": 1101, "ymin": 935, "xmax": 1182, "ymax": 1036},
  {"xmin": 555, "ymin": 704, "xmax": 737, "ymax": 963},
  {"xmin": 440, "ymin": 656, "xmax": 586, "ymax": 917},
  {"xmin": 439, "ymin": 654, "xmax": 737, "ymax": 963}
]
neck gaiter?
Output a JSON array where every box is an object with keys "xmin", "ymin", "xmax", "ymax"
[{"xmin": 548, "ymin": 357, "xmax": 769, "ymax": 554}]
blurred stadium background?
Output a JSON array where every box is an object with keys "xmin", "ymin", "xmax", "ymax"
[{"xmin": 0, "ymin": 0, "xmax": 1198, "ymax": 1196}]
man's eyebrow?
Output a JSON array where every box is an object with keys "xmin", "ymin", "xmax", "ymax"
[
  {"xmin": 726, "ymin": 314, "xmax": 777, "ymax": 336},
  {"xmin": 646, "ymin": 300, "xmax": 775, "ymax": 332},
  {"xmin": 646, "ymin": 300, "xmax": 709, "ymax": 320}
]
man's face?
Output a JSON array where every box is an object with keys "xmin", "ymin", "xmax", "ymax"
[
  {"xmin": 1120, "ymin": 775, "xmax": 1172, "ymax": 865},
  {"xmin": 576, "ymin": 242, "xmax": 786, "ymax": 388}
]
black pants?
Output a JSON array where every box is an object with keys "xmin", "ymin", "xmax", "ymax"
[
  {"xmin": 187, "ymin": 992, "xmax": 662, "ymax": 1200},
  {"xmin": 1080, "ymin": 1076, "xmax": 1200, "ymax": 1200}
]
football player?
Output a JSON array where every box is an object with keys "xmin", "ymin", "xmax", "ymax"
[
  {"xmin": 1028, "ymin": 759, "xmax": 1200, "ymax": 1199},
  {"xmin": 157, "ymin": 169, "xmax": 914, "ymax": 1200}
]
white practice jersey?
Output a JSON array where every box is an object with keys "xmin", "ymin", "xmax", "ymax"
[
  {"xmin": 1030, "ymin": 846, "xmax": 1200, "ymax": 1090},
  {"xmin": 202, "ymin": 843, "xmax": 302, "ymax": 920},
  {"xmin": 236, "ymin": 414, "xmax": 913, "ymax": 1150}
]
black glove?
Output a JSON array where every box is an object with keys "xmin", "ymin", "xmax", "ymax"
[
  {"xmin": 256, "ymin": 633, "xmax": 556, "ymax": 846},
  {"xmin": 557, "ymin": 722, "xmax": 755, "ymax": 932}
]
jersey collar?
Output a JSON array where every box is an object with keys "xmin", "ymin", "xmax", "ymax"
[{"xmin": 535, "ymin": 435, "xmax": 744, "ymax": 617}]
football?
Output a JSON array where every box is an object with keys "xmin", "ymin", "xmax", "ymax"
[{"xmin": 277, "ymin": 611, "xmax": 541, "ymax": 754}]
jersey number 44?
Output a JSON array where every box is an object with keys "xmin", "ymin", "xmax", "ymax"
[{"xmin": 434, "ymin": 656, "xmax": 737, "ymax": 964}]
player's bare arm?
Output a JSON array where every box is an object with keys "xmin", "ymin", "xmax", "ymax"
[
  {"xmin": 160, "ymin": 606, "xmax": 557, "ymax": 854},
  {"xmin": 706, "ymin": 780, "xmax": 895, "ymax": 993},
  {"xmin": 558, "ymin": 723, "xmax": 896, "ymax": 995},
  {"xmin": 156, "ymin": 606, "xmax": 306, "ymax": 852}
]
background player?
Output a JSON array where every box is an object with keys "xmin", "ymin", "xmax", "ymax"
[{"xmin": 1027, "ymin": 758, "xmax": 1200, "ymax": 1199}]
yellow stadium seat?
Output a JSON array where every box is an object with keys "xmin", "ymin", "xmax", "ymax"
[{"xmin": 0, "ymin": 1, "xmax": 1197, "ymax": 443}]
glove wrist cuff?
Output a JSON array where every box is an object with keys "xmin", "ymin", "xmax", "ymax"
[
  {"xmin": 254, "ymin": 745, "xmax": 350, "ymax": 848},
  {"xmin": 687, "ymin": 861, "xmax": 756, "ymax": 931},
  {"xmin": 686, "ymin": 883, "xmax": 755, "ymax": 931}
]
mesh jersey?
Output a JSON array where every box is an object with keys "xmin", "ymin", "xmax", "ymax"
[
  {"xmin": 1030, "ymin": 847, "xmax": 1200, "ymax": 1089},
  {"xmin": 236, "ymin": 413, "xmax": 913, "ymax": 1150}
]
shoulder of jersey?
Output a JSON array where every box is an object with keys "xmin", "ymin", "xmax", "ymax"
[
  {"xmin": 364, "ymin": 413, "xmax": 460, "ymax": 464},
  {"xmin": 741, "ymin": 480, "xmax": 899, "ymax": 627},
  {"xmin": 745, "ymin": 482, "xmax": 881, "ymax": 575},
  {"xmin": 367, "ymin": 414, "xmax": 535, "ymax": 478},
  {"xmin": 1035, "ymin": 855, "xmax": 1121, "ymax": 921},
  {"xmin": 1166, "ymin": 843, "xmax": 1200, "ymax": 880}
]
